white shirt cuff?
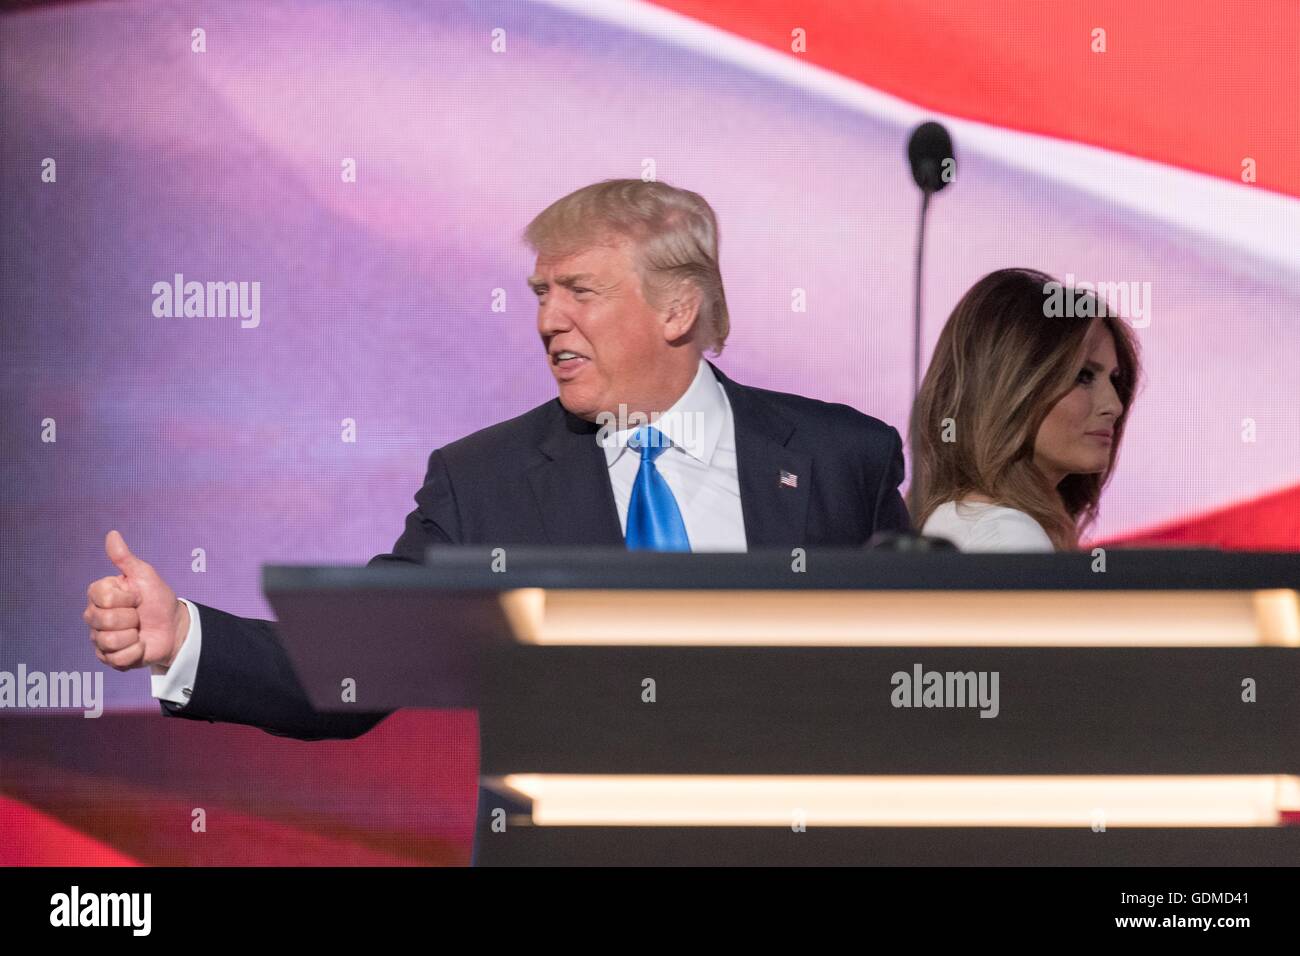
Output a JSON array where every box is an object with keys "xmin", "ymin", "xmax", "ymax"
[{"xmin": 150, "ymin": 598, "xmax": 202, "ymax": 708}]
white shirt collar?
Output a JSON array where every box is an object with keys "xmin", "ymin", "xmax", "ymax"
[{"xmin": 600, "ymin": 358, "xmax": 727, "ymax": 468}]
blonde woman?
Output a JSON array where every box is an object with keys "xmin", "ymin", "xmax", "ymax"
[{"xmin": 914, "ymin": 268, "xmax": 1142, "ymax": 551}]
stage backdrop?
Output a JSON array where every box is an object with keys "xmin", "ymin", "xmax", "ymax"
[{"xmin": 2, "ymin": 0, "xmax": 1298, "ymax": 865}]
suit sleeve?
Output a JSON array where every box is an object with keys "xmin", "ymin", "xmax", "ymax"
[
  {"xmin": 369, "ymin": 448, "xmax": 462, "ymax": 566},
  {"xmin": 156, "ymin": 602, "xmax": 392, "ymax": 740},
  {"xmin": 870, "ymin": 425, "xmax": 913, "ymax": 537},
  {"xmin": 157, "ymin": 448, "xmax": 462, "ymax": 740}
]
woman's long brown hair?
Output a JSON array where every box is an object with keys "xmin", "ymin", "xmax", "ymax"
[{"xmin": 913, "ymin": 268, "xmax": 1143, "ymax": 550}]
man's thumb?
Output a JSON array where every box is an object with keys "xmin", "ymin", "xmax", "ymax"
[{"xmin": 105, "ymin": 529, "xmax": 145, "ymax": 577}]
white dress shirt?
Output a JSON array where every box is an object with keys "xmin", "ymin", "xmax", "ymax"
[
  {"xmin": 601, "ymin": 358, "xmax": 747, "ymax": 552},
  {"xmin": 150, "ymin": 597, "xmax": 201, "ymax": 706},
  {"xmin": 151, "ymin": 357, "xmax": 747, "ymax": 708}
]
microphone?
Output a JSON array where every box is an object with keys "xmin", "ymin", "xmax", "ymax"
[
  {"xmin": 866, "ymin": 529, "xmax": 957, "ymax": 552},
  {"xmin": 907, "ymin": 121, "xmax": 955, "ymax": 195},
  {"xmin": 895, "ymin": 120, "xmax": 956, "ymax": 547}
]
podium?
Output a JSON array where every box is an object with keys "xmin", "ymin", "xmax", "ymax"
[{"xmin": 263, "ymin": 549, "xmax": 1300, "ymax": 865}]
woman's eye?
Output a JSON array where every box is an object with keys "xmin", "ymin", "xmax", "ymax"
[{"xmin": 1077, "ymin": 368, "xmax": 1095, "ymax": 385}]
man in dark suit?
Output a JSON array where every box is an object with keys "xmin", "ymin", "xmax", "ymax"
[{"xmin": 83, "ymin": 179, "xmax": 910, "ymax": 741}]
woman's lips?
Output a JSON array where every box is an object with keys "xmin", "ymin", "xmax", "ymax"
[{"xmin": 1085, "ymin": 431, "xmax": 1113, "ymax": 443}]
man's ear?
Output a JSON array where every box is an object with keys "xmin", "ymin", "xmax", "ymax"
[{"xmin": 663, "ymin": 284, "xmax": 703, "ymax": 342}]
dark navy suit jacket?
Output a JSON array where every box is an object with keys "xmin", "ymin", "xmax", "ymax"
[{"xmin": 161, "ymin": 362, "xmax": 911, "ymax": 739}]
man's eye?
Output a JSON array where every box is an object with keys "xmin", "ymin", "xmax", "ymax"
[{"xmin": 573, "ymin": 287, "xmax": 592, "ymax": 295}]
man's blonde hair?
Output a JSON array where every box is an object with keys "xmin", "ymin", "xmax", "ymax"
[{"xmin": 523, "ymin": 179, "xmax": 730, "ymax": 354}]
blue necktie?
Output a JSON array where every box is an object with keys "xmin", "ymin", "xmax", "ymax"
[{"xmin": 625, "ymin": 425, "xmax": 691, "ymax": 552}]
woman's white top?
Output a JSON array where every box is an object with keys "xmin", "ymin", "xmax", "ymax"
[{"xmin": 920, "ymin": 501, "xmax": 1055, "ymax": 552}]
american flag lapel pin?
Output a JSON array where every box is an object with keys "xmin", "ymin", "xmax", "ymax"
[{"xmin": 779, "ymin": 469, "xmax": 798, "ymax": 489}]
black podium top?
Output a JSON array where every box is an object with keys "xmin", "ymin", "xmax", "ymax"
[{"xmin": 261, "ymin": 546, "xmax": 1300, "ymax": 594}]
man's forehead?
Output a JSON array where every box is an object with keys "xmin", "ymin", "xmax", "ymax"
[{"xmin": 530, "ymin": 242, "xmax": 630, "ymax": 278}]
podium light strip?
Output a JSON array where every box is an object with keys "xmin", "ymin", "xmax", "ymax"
[
  {"xmin": 500, "ymin": 589, "xmax": 1300, "ymax": 647},
  {"xmin": 490, "ymin": 774, "xmax": 1300, "ymax": 828}
]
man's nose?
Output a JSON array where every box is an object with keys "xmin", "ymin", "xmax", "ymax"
[{"xmin": 537, "ymin": 296, "xmax": 573, "ymax": 337}]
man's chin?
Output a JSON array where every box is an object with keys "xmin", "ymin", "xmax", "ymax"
[{"xmin": 557, "ymin": 387, "xmax": 602, "ymax": 423}]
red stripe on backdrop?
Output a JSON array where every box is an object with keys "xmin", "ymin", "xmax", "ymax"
[
  {"xmin": 0, "ymin": 796, "xmax": 140, "ymax": 866},
  {"xmin": 649, "ymin": 0, "xmax": 1300, "ymax": 199},
  {"xmin": 1103, "ymin": 483, "xmax": 1300, "ymax": 551},
  {"xmin": 1, "ymin": 711, "xmax": 478, "ymax": 866}
]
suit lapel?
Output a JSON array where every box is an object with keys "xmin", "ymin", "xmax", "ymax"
[
  {"xmin": 525, "ymin": 366, "xmax": 813, "ymax": 549},
  {"xmin": 526, "ymin": 403, "xmax": 625, "ymax": 546},
  {"xmin": 711, "ymin": 362, "xmax": 813, "ymax": 549}
]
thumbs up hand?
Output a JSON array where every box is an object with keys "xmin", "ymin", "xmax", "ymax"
[{"xmin": 84, "ymin": 530, "xmax": 189, "ymax": 671}]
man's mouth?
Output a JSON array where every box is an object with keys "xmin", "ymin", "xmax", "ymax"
[{"xmin": 550, "ymin": 350, "xmax": 590, "ymax": 377}]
